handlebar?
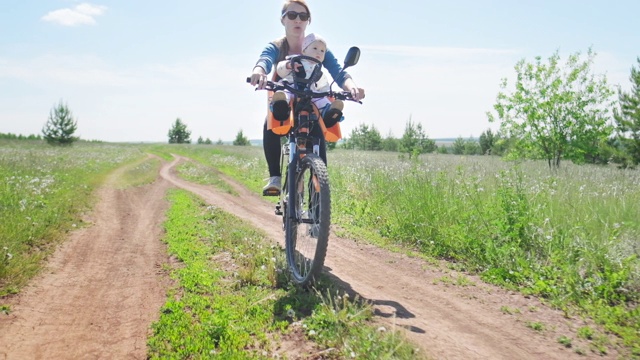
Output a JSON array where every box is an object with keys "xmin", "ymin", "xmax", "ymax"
[{"xmin": 246, "ymin": 77, "xmax": 362, "ymax": 104}]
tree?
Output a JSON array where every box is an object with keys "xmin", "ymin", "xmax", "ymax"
[
  {"xmin": 233, "ymin": 129, "xmax": 251, "ymax": 146},
  {"xmin": 487, "ymin": 49, "xmax": 615, "ymax": 168},
  {"xmin": 613, "ymin": 57, "xmax": 640, "ymax": 167},
  {"xmin": 479, "ymin": 128, "xmax": 496, "ymax": 155},
  {"xmin": 168, "ymin": 118, "xmax": 191, "ymax": 144},
  {"xmin": 381, "ymin": 131, "xmax": 399, "ymax": 152},
  {"xmin": 451, "ymin": 136, "xmax": 466, "ymax": 155},
  {"xmin": 463, "ymin": 138, "xmax": 481, "ymax": 155},
  {"xmin": 197, "ymin": 136, "xmax": 204, "ymax": 144},
  {"xmin": 399, "ymin": 117, "xmax": 436, "ymax": 157},
  {"xmin": 346, "ymin": 123, "xmax": 382, "ymax": 150},
  {"xmin": 42, "ymin": 100, "xmax": 79, "ymax": 146}
]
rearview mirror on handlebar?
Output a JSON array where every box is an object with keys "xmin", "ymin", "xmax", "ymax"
[{"xmin": 343, "ymin": 47, "xmax": 360, "ymax": 70}]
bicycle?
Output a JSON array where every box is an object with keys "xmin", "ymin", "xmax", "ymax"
[{"xmin": 247, "ymin": 47, "xmax": 362, "ymax": 286}]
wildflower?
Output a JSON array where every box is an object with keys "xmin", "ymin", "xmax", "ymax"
[{"xmin": 287, "ymin": 309, "xmax": 295, "ymax": 318}]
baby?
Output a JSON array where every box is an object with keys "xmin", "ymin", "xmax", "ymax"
[{"xmin": 270, "ymin": 33, "xmax": 343, "ymax": 127}]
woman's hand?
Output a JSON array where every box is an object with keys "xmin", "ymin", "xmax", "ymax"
[
  {"xmin": 350, "ymin": 87, "xmax": 365, "ymax": 101},
  {"xmin": 343, "ymin": 78, "xmax": 365, "ymax": 101},
  {"xmin": 249, "ymin": 67, "xmax": 267, "ymax": 89}
]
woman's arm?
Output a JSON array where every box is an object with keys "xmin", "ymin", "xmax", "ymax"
[
  {"xmin": 323, "ymin": 48, "xmax": 365, "ymax": 101},
  {"xmin": 249, "ymin": 43, "xmax": 280, "ymax": 88}
]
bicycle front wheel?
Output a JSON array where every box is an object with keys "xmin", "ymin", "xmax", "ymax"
[{"xmin": 285, "ymin": 154, "xmax": 330, "ymax": 287}]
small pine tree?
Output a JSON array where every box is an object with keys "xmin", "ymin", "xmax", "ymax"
[
  {"xmin": 42, "ymin": 100, "xmax": 79, "ymax": 146},
  {"xmin": 452, "ymin": 136, "xmax": 466, "ymax": 155},
  {"xmin": 233, "ymin": 130, "xmax": 251, "ymax": 146},
  {"xmin": 614, "ymin": 57, "xmax": 640, "ymax": 167},
  {"xmin": 399, "ymin": 117, "xmax": 436, "ymax": 157},
  {"xmin": 479, "ymin": 128, "xmax": 495, "ymax": 155},
  {"xmin": 167, "ymin": 118, "xmax": 191, "ymax": 144}
]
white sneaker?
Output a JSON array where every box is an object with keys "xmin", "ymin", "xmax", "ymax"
[{"xmin": 263, "ymin": 176, "xmax": 281, "ymax": 191}]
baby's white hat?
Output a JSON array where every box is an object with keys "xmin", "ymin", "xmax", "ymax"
[{"xmin": 303, "ymin": 33, "xmax": 326, "ymax": 51}]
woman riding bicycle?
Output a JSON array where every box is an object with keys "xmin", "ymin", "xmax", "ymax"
[{"xmin": 248, "ymin": 0, "xmax": 365, "ymax": 193}]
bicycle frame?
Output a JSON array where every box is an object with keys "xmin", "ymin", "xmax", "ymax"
[{"xmin": 283, "ymin": 102, "xmax": 322, "ymax": 222}]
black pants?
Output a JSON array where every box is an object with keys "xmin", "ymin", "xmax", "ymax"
[{"xmin": 263, "ymin": 120, "xmax": 327, "ymax": 177}]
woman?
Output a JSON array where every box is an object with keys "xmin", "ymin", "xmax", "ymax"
[{"xmin": 249, "ymin": 0, "xmax": 365, "ymax": 193}]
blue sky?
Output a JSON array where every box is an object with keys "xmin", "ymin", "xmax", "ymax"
[{"xmin": 1, "ymin": 1, "xmax": 639, "ymax": 142}]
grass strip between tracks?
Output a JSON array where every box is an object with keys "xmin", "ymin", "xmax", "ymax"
[{"xmin": 148, "ymin": 189, "xmax": 422, "ymax": 359}]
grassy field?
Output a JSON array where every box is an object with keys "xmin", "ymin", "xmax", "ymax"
[
  {"xmin": 0, "ymin": 140, "xmax": 147, "ymax": 296},
  {"xmin": 160, "ymin": 144, "xmax": 640, "ymax": 356},
  {"xmin": 1, "ymin": 140, "xmax": 638, "ymax": 356}
]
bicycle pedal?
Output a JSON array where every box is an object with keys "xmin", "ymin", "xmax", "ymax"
[
  {"xmin": 262, "ymin": 188, "xmax": 281, "ymax": 197},
  {"xmin": 275, "ymin": 203, "xmax": 283, "ymax": 216}
]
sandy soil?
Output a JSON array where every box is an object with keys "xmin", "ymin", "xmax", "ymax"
[{"xmin": 0, "ymin": 156, "xmax": 618, "ymax": 359}]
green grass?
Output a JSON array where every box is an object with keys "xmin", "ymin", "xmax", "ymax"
[
  {"xmin": 175, "ymin": 160, "xmax": 238, "ymax": 195},
  {"xmin": 112, "ymin": 156, "xmax": 162, "ymax": 189},
  {"xmin": 165, "ymin": 144, "xmax": 639, "ymax": 355},
  {"xmin": 147, "ymin": 143, "xmax": 266, "ymax": 194},
  {"xmin": 0, "ymin": 140, "xmax": 146, "ymax": 296},
  {"xmin": 3, "ymin": 140, "xmax": 639, "ymax": 356},
  {"xmin": 149, "ymin": 189, "xmax": 421, "ymax": 359}
]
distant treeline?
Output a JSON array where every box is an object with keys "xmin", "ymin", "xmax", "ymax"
[{"xmin": 0, "ymin": 132, "xmax": 43, "ymax": 140}]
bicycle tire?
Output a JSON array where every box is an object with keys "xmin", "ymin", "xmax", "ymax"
[{"xmin": 285, "ymin": 154, "xmax": 330, "ymax": 287}]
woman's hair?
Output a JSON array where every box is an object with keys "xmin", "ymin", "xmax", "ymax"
[{"xmin": 281, "ymin": 0, "xmax": 311, "ymax": 21}]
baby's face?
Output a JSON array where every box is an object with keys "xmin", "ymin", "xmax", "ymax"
[{"xmin": 303, "ymin": 40, "xmax": 326, "ymax": 62}]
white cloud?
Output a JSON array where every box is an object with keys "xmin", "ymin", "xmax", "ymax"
[{"xmin": 42, "ymin": 3, "xmax": 107, "ymax": 27}]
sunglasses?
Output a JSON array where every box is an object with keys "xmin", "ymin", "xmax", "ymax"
[{"xmin": 282, "ymin": 11, "xmax": 309, "ymax": 21}]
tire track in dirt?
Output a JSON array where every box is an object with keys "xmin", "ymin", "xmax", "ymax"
[
  {"xmin": 161, "ymin": 155, "xmax": 616, "ymax": 360},
  {"xmin": 0, "ymin": 163, "xmax": 171, "ymax": 360}
]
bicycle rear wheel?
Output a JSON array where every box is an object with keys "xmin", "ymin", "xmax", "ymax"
[{"xmin": 285, "ymin": 154, "xmax": 330, "ymax": 287}]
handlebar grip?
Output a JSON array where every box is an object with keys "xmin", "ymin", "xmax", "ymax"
[{"xmin": 246, "ymin": 77, "xmax": 251, "ymax": 83}]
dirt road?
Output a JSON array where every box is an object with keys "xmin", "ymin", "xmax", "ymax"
[{"xmin": 0, "ymin": 156, "xmax": 615, "ymax": 359}]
